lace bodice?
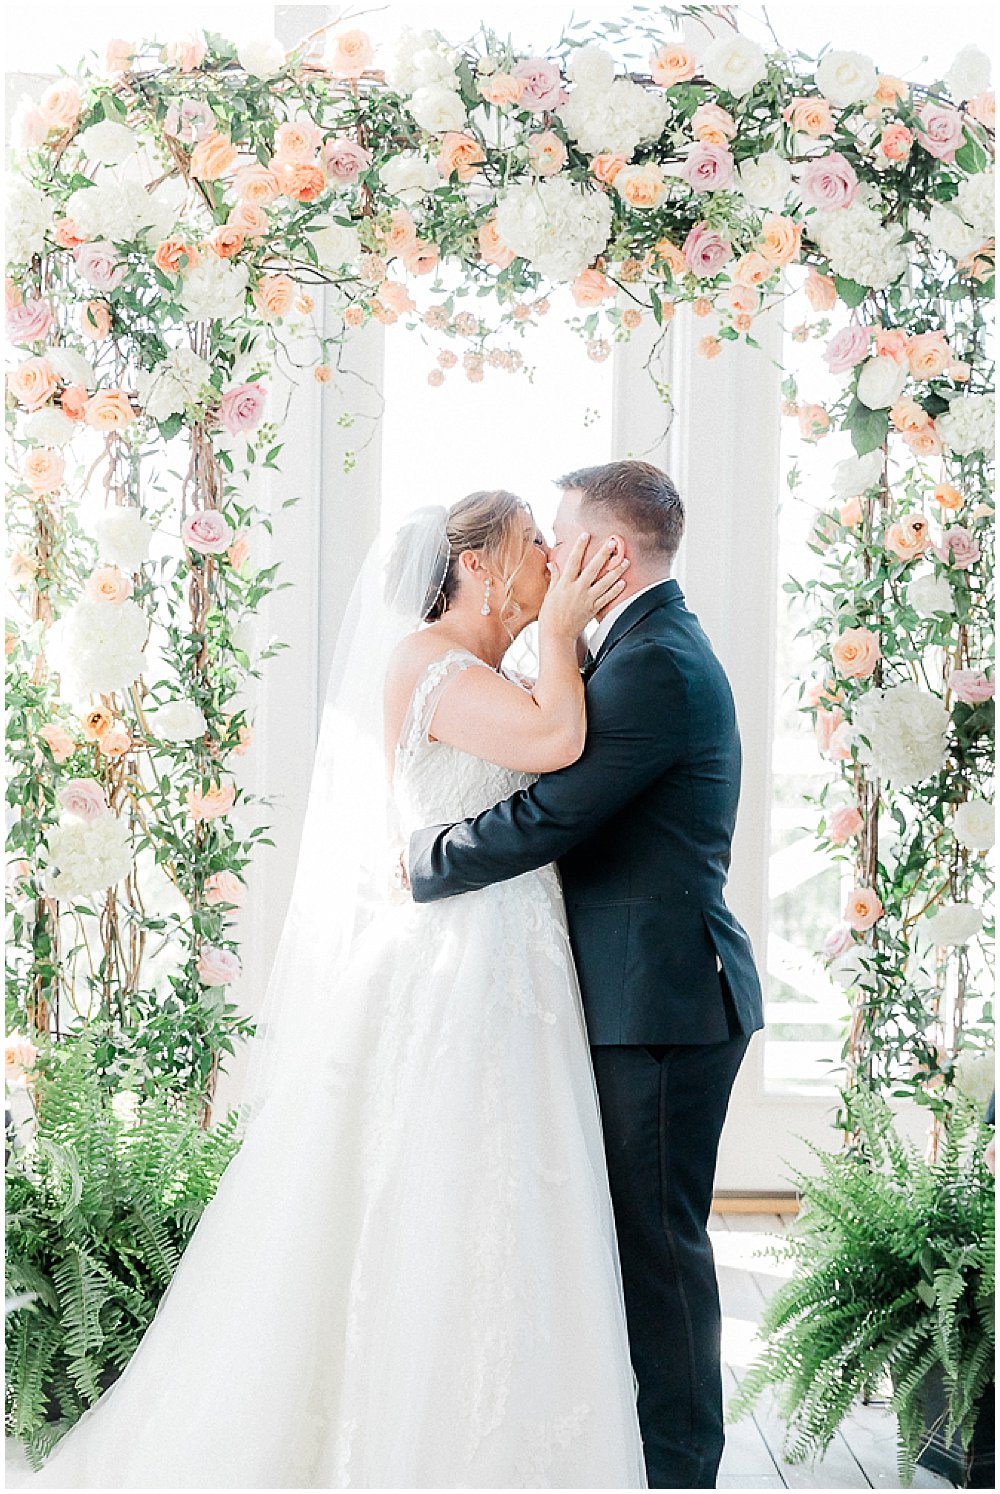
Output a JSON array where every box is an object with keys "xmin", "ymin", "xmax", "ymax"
[{"xmin": 393, "ymin": 649, "xmax": 537, "ymax": 838}]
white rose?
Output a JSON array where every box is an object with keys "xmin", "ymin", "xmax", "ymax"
[
  {"xmin": 92, "ymin": 508, "xmax": 154, "ymax": 571},
  {"xmin": 567, "ymin": 44, "xmax": 617, "ymax": 90},
  {"xmin": 925, "ymin": 202, "xmax": 982, "ymax": 261},
  {"xmin": 919, "ymin": 901, "xmax": 984, "ymax": 946},
  {"xmin": 6, "ymin": 176, "xmax": 54, "ymax": 263},
  {"xmin": 906, "ymin": 572, "xmax": 955, "ymax": 618},
  {"xmin": 383, "ymin": 28, "xmax": 458, "ymax": 93},
  {"xmin": 945, "ymin": 44, "xmax": 992, "ymax": 103},
  {"xmin": 407, "ymin": 85, "xmax": 467, "ymax": 134},
  {"xmin": 308, "ymin": 219, "xmax": 362, "ymax": 268},
  {"xmin": 46, "ymin": 347, "xmax": 96, "ymax": 389},
  {"xmin": 736, "ymin": 151, "xmax": 794, "ymax": 211},
  {"xmin": 150, "ymin": 699, "xmax": 208, "ymax": 742},
  {"xmin": 829, "ymin": 945, "xmax": 878, "ymax": 990},
  {"xmin": 953, "ymin": 797, "xmax": 995, "ymax": 852},
  {"xmin": 23, "ymin": 408, "xmax": 76, "ymax": 446},
  {"xmin": 832, "ymin": 449, "xmax": 884, "ymax": 500},
  {"xmin": 379, "ymin": 152, "xmax": 438, "ymax": 203},
  {"xmin": 237, "ymin": 36, "xmax": 286, "ymax": 78},
  {"xmin": 856, "ymin": 356, "xmax": 908, "ymax": 410},
  {"xmin": 75, "ymin": 121, "xmax": 138, "ymax": 165},
  {"xmin": 700, "ymin": 34, "xmax": 768, "ymax": 98},
  {"xmin": 815, "ymin": 50, "xmax": 877, "ymax": 107}
]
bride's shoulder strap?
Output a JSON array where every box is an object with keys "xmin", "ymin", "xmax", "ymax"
[{"xmin": 398, "ymin": 647, "xmax": 493, "ymax": 763}]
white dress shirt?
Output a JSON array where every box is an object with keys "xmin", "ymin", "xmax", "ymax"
[{"xmin": 586, "ymin": 579, "xmax": 669, "ymax": 660}]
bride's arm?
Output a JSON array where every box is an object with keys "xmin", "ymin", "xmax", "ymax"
[{"xmin": 428, "ymin": 536, "xmax": 627, "ymax": 775}]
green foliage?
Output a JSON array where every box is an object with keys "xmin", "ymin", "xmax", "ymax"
[
  {"xmin": 5, "ymin": 1032, "xmax": 242, "ymax": 1469},
  {"xmin": 728, "ymin": 1090, "xmax": 995, "ymax": 1485}
]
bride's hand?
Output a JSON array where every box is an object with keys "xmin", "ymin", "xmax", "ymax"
[{"xmin": 539, "ymin": 534, "xmax": 629, "ymax": 641}]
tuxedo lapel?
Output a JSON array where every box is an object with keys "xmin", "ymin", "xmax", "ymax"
[{"xmin": 592, "ymin": 578, "xmax": 683, "ymax": 670}]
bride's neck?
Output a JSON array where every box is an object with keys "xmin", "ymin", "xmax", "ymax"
[{"xmin": 428, "ymin": 604, "xmax": 515, "ymax": 671}]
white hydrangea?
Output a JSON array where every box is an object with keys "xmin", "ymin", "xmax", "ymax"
[
  {"xmin": 566, "ymin": 44, "xmax": 617, "ymax": 91},
  {"xmin": 136, "ymin": 346, "xmax": 213, "ymax": 421},
  {"xmin": 149, "ymin": 699, "xmax": 208, "ymax": 742},
  {"xmin": 92, "ymin": 508, "xmax": 154, "ymax": 571},
  {"xmin": 808, "ymin": 200, "xmax": 908, "ymax": 289},
  {"xmin": 46, "ymin": 597, "xmax": 149, "ymax": 698},
  {"xmin": 65, "ymin": 169, "xmax": 171, "ymax": 244},
  {"xmin": 832, "ymin": 449, "xmax": 884, "ymax": 501},
  {"xmin": 918, "ymin": 901, "xmax": 984, "ymax": 947},
  {"xmin": 308, "ymin": 218, "xmax": 362, "ymax": 267},
  {"xmin": 935, "ymin": 394, "xmax": 996, "ymax": 457},
  {"xmin": 74, "ymin": 120, "xmax": 138, "ymax": 165},
  {"xmin": 945, "ymin": 44, "xmax": 992, "ymax": 103},
  {"xmin": 237, "ymin": 36, "xmax": 286, "ymax": 78},
  {"xmin": 23, "ymin": 408, "xmax": 76, "ymax": 446},
  {"xmin": 736, "ymin": 151, "xmax": 794, "ymax": 211},
  {"xmin": 383, "ymin": 28, "xmax": 459, "ymax": 94},
  {"xmin": 378, "ymin": 153, "xmax": 438, "ymax": 204},
  {"xmin": 954, "ymin": 172, "xmax": 995, "ymax": 244},
  {"xmin": 906, "ymin": 572, "xmax": 955, "ymax": 618},
  {"xmin": 6, "ymin": 176, "xmax": 54, "ymax": 263},
  {"xmin": 815, "ymin": 50, "xmax": 877, "ymax": 107},
  {"xmin": 407, "ymin": 85, "xmax": 467, "ymax": 134},
  {"xmin": 494, "ymin": 177, "xmax": 613, "ymax": 282},
  {"xmin": 701, "ymin": 34, "xmax": 768, "ymax": 98},
  {"xmin": 558, "ymin": 76, "xmax": 668, "ymax": 159},
  {"xmin": 44, "ymin": 814, "xmax": 134, "ymax": 902},
  {"xmin": 851, "ymin": 682, "xmax": 950, "ymax": 787},
  {"xmin": 179, "ymin": 256, "xmax": 250, "ymax": 323},
  {"xmin": 953, "ymin": 797, "xmax": 995, "ymax": 852}
]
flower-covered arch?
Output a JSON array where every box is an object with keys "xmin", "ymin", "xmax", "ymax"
[{"xmin": 5, "ymin": 14, "xmax": 994, "ymax": 1135}]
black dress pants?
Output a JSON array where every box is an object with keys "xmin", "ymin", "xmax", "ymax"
[{"xmin": 590, "ymin": 1034, "xmax": 752, "ymax": 1489}]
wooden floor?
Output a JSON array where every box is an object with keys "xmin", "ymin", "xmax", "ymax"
[{"xmin": 712, "ymin": 1210, "xmax": 954, "ymax": 1490}]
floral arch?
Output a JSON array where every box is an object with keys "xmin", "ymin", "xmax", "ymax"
[{"xmin": 5, "ymin": 15, "xmax": 994, "ymax": 1134}]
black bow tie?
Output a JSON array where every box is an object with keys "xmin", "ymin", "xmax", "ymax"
[{"xmin": 581, "ymin": 650, "xmax": 598, "ymax": 682}]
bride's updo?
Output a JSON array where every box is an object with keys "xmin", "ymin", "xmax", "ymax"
[{"xmin": 422, "ymin": 489, "xmax": 532, "ymax": 625}]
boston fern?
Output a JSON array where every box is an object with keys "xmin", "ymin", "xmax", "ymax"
[
  {"xmin": 5, "ymin": 1032, "xmax": 242, "ymax": 1469},
  {"xmin": 728, "ymin": 1088, "xmax": 995, "ymax": 1487}
]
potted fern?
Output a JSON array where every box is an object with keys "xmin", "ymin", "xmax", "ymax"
[
  {"xmin": 727, "ymin": 1086, "xmax": 995, "ymax": 1488},
  {"xmin": 4, "ymin": 1029, "xmax": 242, "ymax": 1469}
]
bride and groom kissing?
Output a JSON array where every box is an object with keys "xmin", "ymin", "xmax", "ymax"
[{"xmin": 17, "ymin": 460, "xmax": 763, "ymax": 1490}]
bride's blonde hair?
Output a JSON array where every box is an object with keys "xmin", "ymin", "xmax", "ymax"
[{"xmin": 424, "ymin": 489, "xmax": 533, "ymax": 630}]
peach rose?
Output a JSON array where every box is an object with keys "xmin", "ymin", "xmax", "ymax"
[
  {"xmin": 204, "ymin": 870, "xmax": 245, "ymax": 908},
  {"xmin": 10, "ymin": 357, "xmax": 58, "ymax": 412},
  {"xmin": 5, "ymin": 1032, "xmax": 39, "ymax": 1086},
  {"xmin": 804, "ymin": 268, "xmax": 837, "ymax": 311},
  {"xmin": 844, "ymin": 886, "xmax": 883, "ymax": 931},
  {"xmin": 902, "ymin": 424, "xmax": 943, "ymax": 456},
  {"xmin": 436, "ymin": 132, "xmax": 485, "ymax": 182},
  {"xmin": 61, "ymin": 384, "xmax": 89, "ymax": 421},
  {"xmin": 617, "ymin": 163, "xmax": 668, "ymax": 209},
  {"xmin": 933, "ymin": 483, "xmax": 964, "ymax": 511},
  {"xmin": 478, "ymin": 72, "xmax": 525, "ymax": 107},
  {"xmin": 571, "ymin": 269, "xmax": 616, "ymax": 307},
  {"xmin": 39, "ymin": 722, "xmax": 76, "ymax": 763},
  {"xmin": 275, "ymin": 160, "xmax": 327, "ymax": 202},
  {"xmin": 401, "ymin": 240, "xmax": 439, "ymax": 276},
  {"xmin": 722, "ymin": 284, "xmax": 761, "ymax": 316},
  {"xmin": 234, "ymin": 722, "xmax": 253, "ymax": 755},
  {"xmin": 54, "ymin": 217, "xmax": 86, "ymax": 249},
  {"xmin": 906, "ymin": 331, "xmax": 952, "ymax": 380},
  {"xmin": 591, "ymin": 153, "xmax": 627, "ymax": 186},
  {"xmin": 84, "ymin": 565, "xmax": 133, "ymax": 604},
  {"xmin": 839, "ymin": 496, "xmax": 864, "ymax": 527},
  {"xmin": 649, "ymin": 45, "xmax": 696, "ymax": 88},
  {"xmin": 190, "ymin": 131, "xmax": 238, "ymax": 181},
  {"xmin": 759, "ymin": 216, "xmax": 802, "ymax": 266},
  {"xmin": 154, "ymin": 238, "xmax": 199, "ymax": 275},
  {"xmin": 885, "ymin": 513, "xmax": 931, "ymax": 561},
  {"xmin": 327, "ymin": 27, "xmax": 375, "ymax": 79},
  {"xmin": 208, "ymin": 225, "xmax": 244, "ymax": 259},
  {"xmin": 798, "ymin": 403, "xmax": 831, "ymax": 441},
  {"xmin": 165, "ymin": 36, "xmax": 207, "ymax": 72},
  {"xmin": 226, "ymin": 536, "xmax": 251, "ymax": 570},
  {"xmin": 186, "ymin": 781, "xmax": 237, "ymax": 822},
  {"xmin": 23, "ymin": 447, "xmax": 65, "ymax": 495},
  {"xmin": 828, "ymin": 805, "xmax": 864, "ymax": 844},
  {"xmin": 84, "ymin": 389, "xmax": 135, "ymax": 430},
  {"xmin": 81, "ymin": 706, "xmax": 114, "ymax": 741},
  {"xmin": 527, "ymin": 130, "xmax": 568, "ymax": 177},
  {"xmin": 80, "ymin": 299, "xmax": 112, "ymax": 340},
  {"xmin": 873, "ymin": 327, "xmax": 909, "ymax": 364},
  {"xmin": 478, "ymin": 216, "xmax": 515, "ymax": 269},
  {"xmin": 950, "ymin": 360, "xmax": 971, "ymax": 382},
  {"xmin": 880, "ymin": 123, "xmax": 913, "ymax": 161},
  {"xmin": 385, "ymin": 207, "xmax": 418, "ymax": 258},
  {"xmin": 649, "ymin": 238, "xmax": 685, "ymax": 281},
  {"xmin": 275, "ymin": 119, "xmax": 322, "ymax": 162},
  {"xmin": 967, "ymin": 91, "xmax": 995, "ymax": 130},
  {"xmin": 692, "ymin": 102, "xmax": 737, "ymax": 144},
  {"xmin": 698, "ymin": 336, "xmax": 722, "ymax": 360},
  {"xmin": 40, "ymin": 78, "xmax": 82, "ymax": 131},
  {"xmin": 232, "ymin": 164, "xmax": 282, "ymax": 204},
  {"xmin": 105, "ymin": 39, "xmax": 135, "ymax": 74},
  {"xmin": 815, "ymin": 704, "xmax": 846, "ymax": 754},
  {"xmin": 98, "ymin": 723, "xmax": 132, "ymax": 758},
  {"xmin": 733, "ymin": 251, "xmax": 773, "ymax": 287},
  {"xmin": 227, "ymin": 203, "xmax": 269, "ymax": 239},
  {"xmin": 253, "ymin": 274, "xmax": 296, "ymax": 320},
  {"xmin": 786, "ymin": 96, "xmax": 835, "ymax": 136},
  {"xmin": 875, "ymin": 74, "xmax": 909, "ymax": 105},
  {"xmin": 831, "ymin": 626, "xmax": 880, "ymax": 678},
  {"xmin": 889, "ymin": 396, "xmax": 929, "ymax": 431}
]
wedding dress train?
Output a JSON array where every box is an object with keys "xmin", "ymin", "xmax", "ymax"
[{"xmin": 8, "ymin": 648, "xmax": 647, "ymax": 1488}]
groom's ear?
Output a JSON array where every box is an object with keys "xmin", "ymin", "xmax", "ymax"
[{"xmin": 603, "ymin": 533, "xmax": 627, "ymax": 572}]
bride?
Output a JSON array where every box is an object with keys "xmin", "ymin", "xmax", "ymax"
[{"xmin": 9, "ymin": 489, "xmax": 646, "ymax": 1489}]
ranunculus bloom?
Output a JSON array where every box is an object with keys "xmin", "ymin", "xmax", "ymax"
[
  {"xmin": 216, "ymin": 382, "xmax": 264, "ymax": 436},
  {"xmin": 916, "ymin": 102, "xmax": 966, "ymax": 162},
  {"xmin": 326, "ymin": 27, "xmax": 375, "ymax": 80},
  {"xmin": 799, "ymin": 151, "xmax": 859, "ymax": 210},
  {"xmin": 81, "ymin": 706, "xmax": 114, "ymax": 741},
  {"xmin": 323, "ymin": 135, "xmax": 372, "ymax": 184},
  {"xmin": 906, "ymin": 331, "xmax": 952, "ymax": 380},
  {"xmin": 824, "ymin": 326, "xmax": 870, "ymax": 374},
  {"xmin": 182, "ymin": 509, "xmax": 235, "ymax": 555},
  {"xmin": 84, "ymin": 389, "xmax": 134, "ymax": 430},
  {"xmin": 948, "ymin": 668, "xmax": 995, "ymax": 704},
  {"xmin": 649, "ymin": 45, "xmax": 697, "ymax": 88},
  {"xmin": 844, "ymin": 886, "xmax": 883, "ymax": 931},
  {"xmin": 513, "ymin": 57, "xmax": 566, "ymax": 112},
  {"xmin": 831, "ymin": 626, "xmax": 880, "ymax": 678},
  {"xmin": 934, "ymin": 525, "xmax": 981, "ymax": 569},
  {"xmin": 828, "ymin": 805, "xmax": 864, "ymax": 844},
  {"xmin": 186, "ymin": 782, "xmax": 237, "ymax": 822},
  {"xmin": 885, "ymin": 513, "xmax": 931, "ymax": 562},
  {"xmin": 58, "ymin": 777, "xmax": 109, "ymax": 822},
  {"xmin": 98, "ymin": 723, "xmax": 132, "ymax": 758},
  {"xmin": 933, "ymin": 483, "xmax": 964, "ymax": 511},
  {"xmin": 683, "ymin": 222, "xmax": 733, "ymax": 278},
  {"xmin": 275, "ymin": 160, "xmax": 327, "ymax": 202},
  {"xmin": 681, "ymin": 142, "xmax": 735, "ymax": 193},
  {"xmin": 84, "ymin": 565, "xmax": 133, "ymax": 604},
  {"xmin": 437, "ymin": 131, "xmax": 486, "ymax": 182}
]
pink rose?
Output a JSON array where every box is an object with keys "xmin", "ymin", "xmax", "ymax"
[
  {"xmin": 197, "ymin": 945, "xmax": 242, "ymax": 985},
  {"xmin": 844, "ymin": 885, "xmax": 883, "ymax": 932},
  {"xmin": 163, "ymin": 98, "xmax": 216, "ymax": 142},
  {"xmin": 824, "ymin": 326, "xmax": 870, "ymax": 375},
  {"xmin": 799, "ymin": 151, "xmax": 859, "ymax": 210},
  {"xmin": 513, "ymin": 58, "xmax": 567, "ymax": 112},
  {"xmin": 204, "ymin": 870, "xmax": 245, "ymax": 908},
  {"xmin": 948, "ymin": 669, "xmax": 995, "ymax": 704},
  {"xmin": 822, "ymin": 922, "xmax": 855, "ymax": 960},
  {"xmin": 322, "ymin": 135, "xmax": 373, "ymax": 183},
  {"xmin": 916, "ymin": 102, "xmax": 966, "ymax": 163},
  {"xmin": 828, "ymin": 805, "xmax": 864, "ymax": 845},
  {"xmin": 74, "ymin": 240, "xmax": 128, "ymax": 293},
  {"xmin": 13, "ymin": 98, "xmax": 49, "ymax": 152},
  {"xmin": 58, "ymin": 777, "xmax": 109, "ymax": 822},
  {"xmin": 682, "ymin": 222, "xmax": 733, "ymax": 278},
  {"xmin": 182, "ymin": 509, "xmax": 234, "ymax": 555},
  {"xmin": 934, "ymin": 526, "xmax": 980, "ymax": 570},
  {"xmin": 7, "ymin": 298, "xmax": 54, "ymax": 344},
  {"xmin": 681, "ymin": 142, "xmax": 735, "ymax": 193},
  {"xmin": 219, "ymin": 381, "xmax": 267, "ymax": 435}
]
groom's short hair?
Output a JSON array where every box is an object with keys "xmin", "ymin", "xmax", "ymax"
[{"xmin": 555, "ymin": 461, "xmax": 684, "ymax": 562}]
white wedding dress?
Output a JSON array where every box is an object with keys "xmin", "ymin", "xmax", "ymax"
[{"xmin": 8, "ymin": 648, "xmax": 647, "ymax": 1489}]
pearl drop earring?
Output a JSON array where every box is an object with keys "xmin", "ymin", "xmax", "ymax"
[{"xmin": 481, "ymin": 578, "xmax": 492, "ymax": 617}]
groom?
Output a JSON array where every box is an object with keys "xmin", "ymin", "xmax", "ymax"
[{"xmin": 408, "ymin": 459, "xmax": 764, "ymax": 1489}]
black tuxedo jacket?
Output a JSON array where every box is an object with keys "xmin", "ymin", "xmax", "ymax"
[{"xmin": 409, "ymin": 578, "xmax": 765, "ymax": 1046}]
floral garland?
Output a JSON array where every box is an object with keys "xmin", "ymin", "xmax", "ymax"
[{"xmin": 4, "ymin": 14, "xmax": 994, "ymax": 1117}]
